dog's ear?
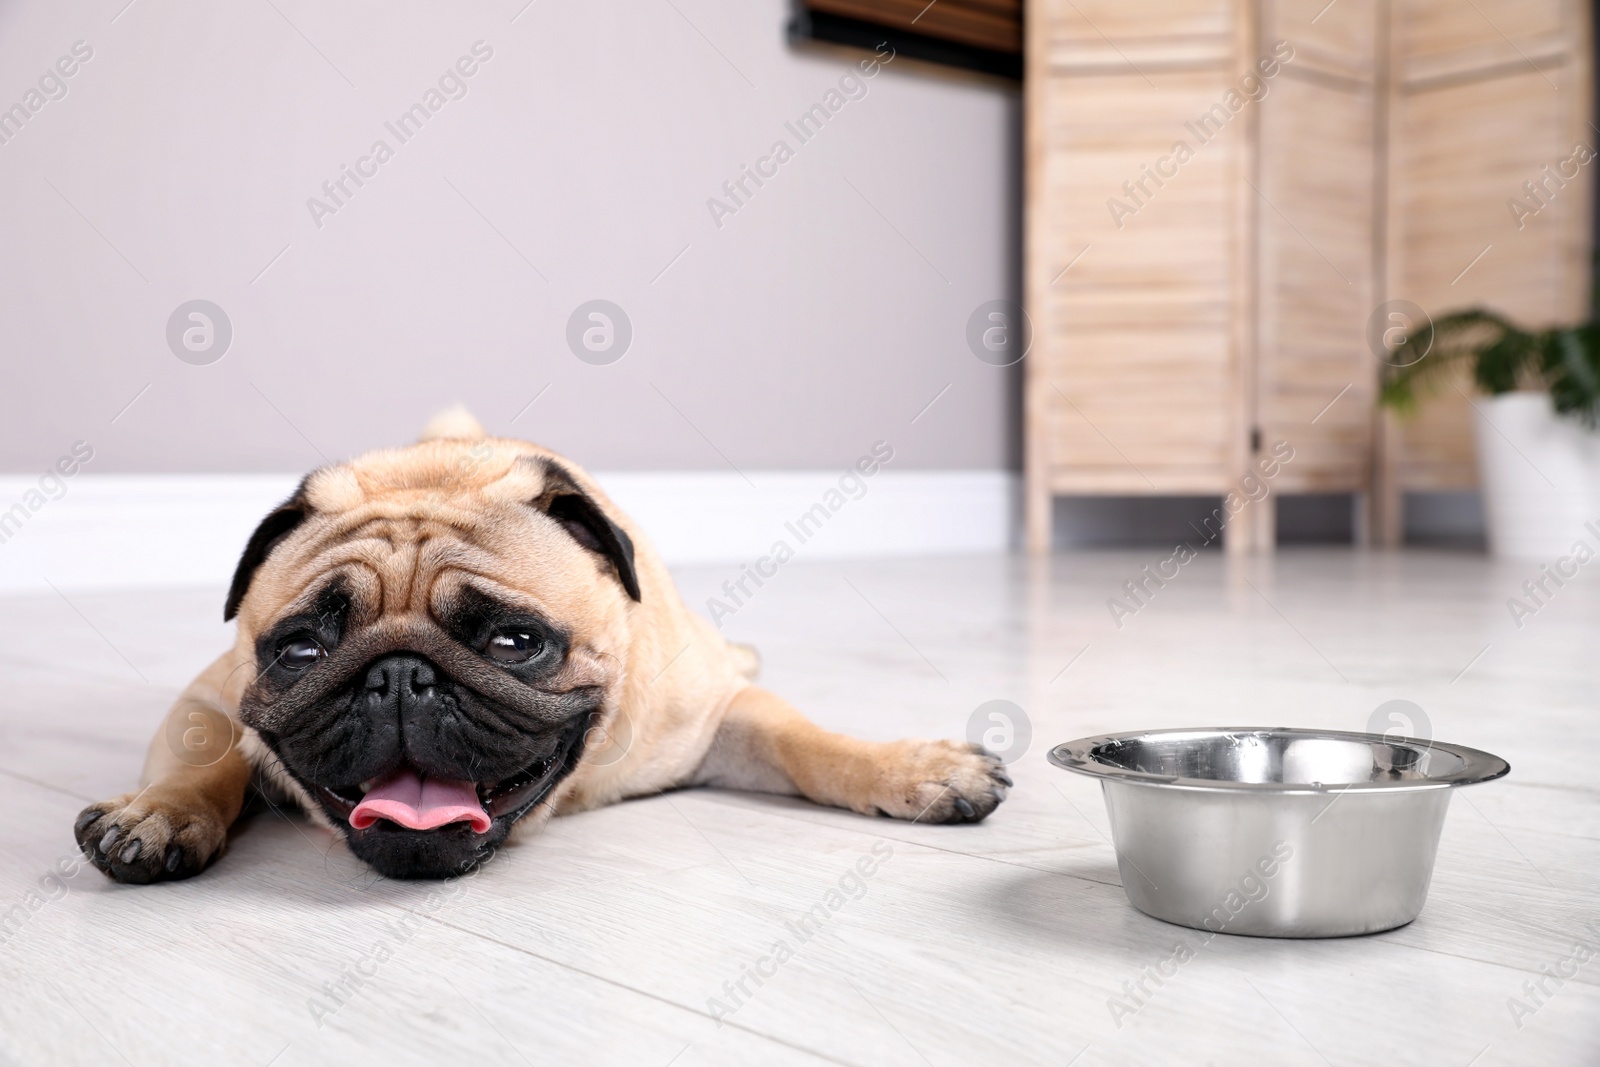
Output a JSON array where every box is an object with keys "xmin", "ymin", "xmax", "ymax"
[
  {"xmin": 225, "ymin": 480, "xmax": 312, "ymax": 622},
  {"xmin": 534, "ymin": 462, "xmax": 641, "ymax": 602}
]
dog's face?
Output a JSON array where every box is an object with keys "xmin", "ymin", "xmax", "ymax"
[{"xmin": 227, "ymin": 439, "xmax": 641, "ymax": 879}]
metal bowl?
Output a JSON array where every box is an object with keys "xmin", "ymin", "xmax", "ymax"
[{"xmin": 1049, "ymin": 728, "xmax": 1510, "ymax": 938}]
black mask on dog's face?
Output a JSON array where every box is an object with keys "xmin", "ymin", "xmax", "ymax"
[{"xmin": 239, "ymin": 583, "xmax": 606, "ymax": 879}]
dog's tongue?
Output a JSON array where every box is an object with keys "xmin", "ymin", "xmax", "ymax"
[{"xmin": 349, "ymin": 769, "xmax": 491, "ymax": 834}]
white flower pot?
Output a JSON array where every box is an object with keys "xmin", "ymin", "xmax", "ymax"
[{"xmin": 1473, "ymin": 393, "xmax": 1600, "ymax": 559}]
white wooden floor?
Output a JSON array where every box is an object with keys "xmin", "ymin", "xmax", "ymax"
[{"xmin": 1, "ymin": 550, "xmax": 1596, "ymax": 1066}]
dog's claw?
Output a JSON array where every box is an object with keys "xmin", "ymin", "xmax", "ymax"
[
  {"xmin": 954, "ymin": 796, "xmax": 976, "ymax": 819},
  {"xmin": 992, "ymin": 770, "xmax": 1014, "ymax": 787},
  {"xmin": 73, "ymin": 793, "xmax": 223, "ymax": 884}
]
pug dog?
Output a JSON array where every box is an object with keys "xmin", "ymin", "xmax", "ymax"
[{"xmin": 72, "ymin": 410, "xmax": 1009, "ymax": 882}]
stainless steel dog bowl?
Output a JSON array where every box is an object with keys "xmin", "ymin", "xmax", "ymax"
[{"xmin": 1049, "ymin": 728, "xmax": 1509, "ymax": 938}]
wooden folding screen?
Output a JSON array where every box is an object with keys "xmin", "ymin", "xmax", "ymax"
[{"xmin": 1025, "ymin": 0, "xmax": 1592, "ymax": 550}]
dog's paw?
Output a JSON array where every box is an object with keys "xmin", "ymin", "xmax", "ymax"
[
  {"xmin": 73, "ymin": 788, "xmax": 227, "ymax": 884},
  {"xmin": 873, "ymin": 740, "xmax": 1011, "ymax": 824}
]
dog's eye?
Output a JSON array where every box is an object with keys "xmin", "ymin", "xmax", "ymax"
[
  {"xmin": 487, "ymin": 631, "xmax": 542, "ymax": 665},
  {"xmin": 278, "ymin": 637, "xmax": 326, "ymax": 670}
]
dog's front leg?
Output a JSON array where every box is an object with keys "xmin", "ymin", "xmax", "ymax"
[
  {"xmin": 693, "ymin": 685, "xmax": 1010, "ymax": 823},
  {"xmin": 73, "ymin": 655, "xmax": 252, "ymax": 883}
]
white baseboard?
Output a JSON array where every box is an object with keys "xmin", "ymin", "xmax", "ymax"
[{"xmin": 0, "ymin": 470, "xmax": 1019, "ymax": 593}]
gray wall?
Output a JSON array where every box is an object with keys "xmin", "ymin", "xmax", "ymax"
[{"xmin": 0, "ymin": 1, "xmax": 1020, "ymax": 473}]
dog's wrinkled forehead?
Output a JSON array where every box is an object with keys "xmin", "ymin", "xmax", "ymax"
[{"xmin": 225, "ymin": 439, "xmax": 640, "ymax": 635}]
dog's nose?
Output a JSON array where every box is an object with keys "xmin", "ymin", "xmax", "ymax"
[
  {"xmin": 350, "ymin": 655, "xmax": 449, "ymax": 778},
  {"xmin": 364, "ymin": 654, "xmax": 438, "ymax": 701}
]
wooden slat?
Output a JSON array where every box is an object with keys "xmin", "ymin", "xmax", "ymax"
[
  {"xmin": 1395, "ymin": 0, "xmax": 1566, "ymax": 64},
  {"xmin": 1040, "ymin": 0, "xmax": 1234, "ymax": 47},
  {"xmin": 1045, "ymin": 35, "xmax": 1234, "ymax": 73},
  {"xmin": 1401, "ymin": 32, "xmax": 1573, "ymax": 91}
]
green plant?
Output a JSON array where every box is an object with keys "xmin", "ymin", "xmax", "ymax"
[{"xmin": 1379, "ymin": 309, "xmax": 1600, "ymax": 428}]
